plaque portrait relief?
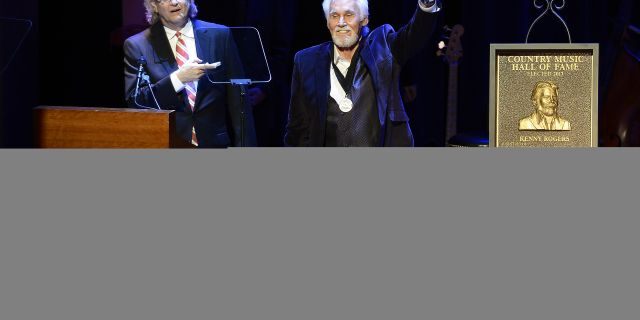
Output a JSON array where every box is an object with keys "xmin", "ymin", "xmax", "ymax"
[
  {"xmin": 518, "ymin": 81, "xmax": 571, "ymax": 131},
  {"xmin": 489, "ymin": 44, "xmax": 598, "ymax": 147}
]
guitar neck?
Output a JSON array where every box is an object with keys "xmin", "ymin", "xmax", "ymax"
[{"xmin": 445, "ymin": 63, "xmax": 459, "ymax": 143}]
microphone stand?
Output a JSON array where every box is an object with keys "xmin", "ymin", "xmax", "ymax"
[
  {"xmin": 132, "ymin": 56, "xmax": 160, "ymax": 110},
  {"xmin": 134, "ymin": 56, "xmax": 146, "ymax": 99}
]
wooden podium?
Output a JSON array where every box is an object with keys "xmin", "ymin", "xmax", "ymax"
[{"xmin": 34, "ymin": 106, "xmax": 193, "ymax": 148}]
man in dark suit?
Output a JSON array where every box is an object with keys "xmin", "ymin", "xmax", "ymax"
[
  {"xmin": 285, "ymin": 0, "xmax": 441, "ymax": 147},
  {"xmin": 124, "ymin": 0, "xmax": 256, "ymax": 147}
]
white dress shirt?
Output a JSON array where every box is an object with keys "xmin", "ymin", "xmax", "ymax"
[{"xmin": 164, "ymin": 20, "xmax": 199, "ymax": 93}]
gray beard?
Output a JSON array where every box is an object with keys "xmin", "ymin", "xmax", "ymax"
[{"xmin": 332, "ymin": 31, "xmax": 360, "ymax": 48}]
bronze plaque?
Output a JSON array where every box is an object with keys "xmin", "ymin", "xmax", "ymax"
[{"xmin": 489, "ymin": 44, "xmax": 599, "ymax": 147}]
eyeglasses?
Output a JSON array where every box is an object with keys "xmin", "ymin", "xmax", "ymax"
[{"xmin": 156, "ymin": 0, "xmax": 186, "ymax": 4}]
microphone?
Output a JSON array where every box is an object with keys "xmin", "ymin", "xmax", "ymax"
[
  {"xmin": 132, "ymin": 55, "xmax": 161, "ymax": 110},
  {"xmin": 134, "ymin": 55, "xmax": 147, "ymax": 98}
]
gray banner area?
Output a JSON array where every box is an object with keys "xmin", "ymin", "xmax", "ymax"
[{"xmin": 1, "ymin": 149, "xmax": 638, "ymax": 320}]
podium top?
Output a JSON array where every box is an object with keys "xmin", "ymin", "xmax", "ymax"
[{"xmin": 35, "ymin": 106, "xmax": 174, "ymax": 114}]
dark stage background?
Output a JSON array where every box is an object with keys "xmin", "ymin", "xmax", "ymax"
[{"xmin": 1, "ymin": 0, "xmax": 639, "ymax": 147}]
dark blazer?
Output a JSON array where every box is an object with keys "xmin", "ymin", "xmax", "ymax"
[
  {"xmin": 124, "ymin": 19, "xmax": 257, "ymax": 147},
  {"xmin": 285, "ymin": 8, "xmax": 438, "ymax": 147}
]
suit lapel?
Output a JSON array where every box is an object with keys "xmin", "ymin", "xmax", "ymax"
[
  {"xmin": 359, "ymin": 41, "xmax": 385, "ymax": 124},
  {"xmin": 193, "ymin": 21, "xmax": 210, "ymax": 64},
  {"xmin": 314, "ymin": 43, "xmax": 331, "ymax": 144},
  {"xmin": 193, "ymin": 20, "xmax": 211, "ymax": 112},
  {"xmin": 149, "ymin": 22, "xmax": 177, "ymax": 75}
]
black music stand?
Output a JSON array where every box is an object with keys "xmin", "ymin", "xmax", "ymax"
[{"xmin": 196, "ymin": 27, "xmax": 272, "ymax": 147}]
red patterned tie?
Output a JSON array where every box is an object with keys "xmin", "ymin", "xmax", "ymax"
[{"xmin": 175, "ymin": 31, "xmax": 198, "ymax": 146}]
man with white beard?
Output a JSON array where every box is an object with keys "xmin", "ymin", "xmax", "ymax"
[
  {"xmin": 285, "ymin": 0, "xmax": 441, "ymax": 147},
  {"xmin": 519, "ymin": 81, "xmax": 572, "ymax": 131}
]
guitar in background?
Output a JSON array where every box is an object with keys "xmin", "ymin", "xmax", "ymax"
[{"xmin": 436, "ymin": 25, "xmax": 465, "ymax": 146}]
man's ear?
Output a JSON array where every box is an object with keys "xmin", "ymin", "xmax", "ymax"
[{"xmin": 361, "ymin": 17, "xmax": 369, "ymax": 27}]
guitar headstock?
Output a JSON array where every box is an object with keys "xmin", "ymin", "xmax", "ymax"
[{"xmin": 436, "ymin": 24, "xmax": 465, "ymax": 65}]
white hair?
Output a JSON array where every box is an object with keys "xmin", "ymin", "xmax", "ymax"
[
  {"xmin": 143, "ymin": 0, "xmax": 198, "ymax": 25},
  {"xmin": 322, "ymin": 0, "xmax": 369, "ymax": 19}
]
